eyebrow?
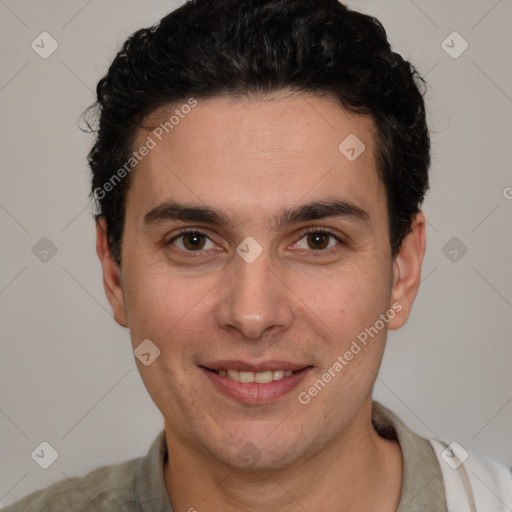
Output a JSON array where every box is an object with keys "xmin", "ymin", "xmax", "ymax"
[{"xmin": 142, "ymin": 198, "xmax": 370, "ymax": 230}]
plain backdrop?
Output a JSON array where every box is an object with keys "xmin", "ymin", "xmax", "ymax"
[{"xmin": 1, "ymin": 0, "xmax": 511, "ymax": 506}]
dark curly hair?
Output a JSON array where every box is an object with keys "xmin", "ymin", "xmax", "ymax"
[{"xmin": 87, "ymin": 0, "xmax": 430, "ymax": 265}]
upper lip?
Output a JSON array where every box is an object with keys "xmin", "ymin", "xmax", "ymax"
[{"xmin": 201, "ymin": 360, "xmax": 312, "ymax": 372}]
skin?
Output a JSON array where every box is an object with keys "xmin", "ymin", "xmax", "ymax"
[{"xmin": 96, "ymin": 92, "xmax": 426, "ymax": 511}]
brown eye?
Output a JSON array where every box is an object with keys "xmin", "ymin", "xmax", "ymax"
[
  {"xmin": 182, "ymin": 233, "xmax": 206, "ymax": 250},
  {"xmin": 306, "ymin": 232, "xmax": 330, "ymax": 250},
  {"xmin": 169, "ymin": 231, "xmax": 216, "ymax": 252},
  {"xmin": 294, "ymin": 230, "xmax": 341, "ymax": 252}
]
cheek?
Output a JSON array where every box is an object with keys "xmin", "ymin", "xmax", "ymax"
[
  {"xmin": 297, "ymin": 261, "xmax": 390, "ymax": 332},
  {"xmin": 122, "ymin": 265, "xmax": 217, "ymax": 406},
  {"xmin": 297, "ymin": 262, "xmax": 392, "ymax": 400},
  {"xmin": 122, "ymin": 261, "xmax": 220, "ymax": 347}
]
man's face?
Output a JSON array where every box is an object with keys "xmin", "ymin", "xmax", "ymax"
[{"xmin": 101, "ymin": 93, "xmax": 414, "ymax": 469}]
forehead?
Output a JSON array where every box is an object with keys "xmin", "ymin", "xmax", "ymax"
[{"xmin": 126, "ymin": 92, "xmax": 384, "ymax": 225}]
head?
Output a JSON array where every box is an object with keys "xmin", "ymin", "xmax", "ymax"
[{"xmin": 92, "ymin": 0, "xmax": 429, "ymax": 470}]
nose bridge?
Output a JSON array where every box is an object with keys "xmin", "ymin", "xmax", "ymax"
[{"xmin": 217, "ymin": 248, "xmax": 293, "ymax": 339}]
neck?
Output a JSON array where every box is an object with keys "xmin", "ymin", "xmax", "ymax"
[{"xmin": 163, "ymin": 400, "xmax": 403, "ymax": 512}]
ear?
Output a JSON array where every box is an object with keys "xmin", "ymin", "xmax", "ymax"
[
  {"xmin": 388, "ymin": 210, "xmax": 426, "ymax": 330},
  {"xmin": 96, "ymin": 217, "xmax": 128, "ymax": 327}
]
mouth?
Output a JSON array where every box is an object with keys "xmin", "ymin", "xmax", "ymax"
[
  {"xmin": 199, "ymin": 361, "xmax": 313, "ymax": 405},
  {"xmin": 205, "ymin": 367, "xmax": 298, "ymax": 382}
]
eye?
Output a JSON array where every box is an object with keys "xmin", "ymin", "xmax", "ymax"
[
  {"xmin": 293, "ymin": 229, "xmax": 342, "ymax": 252},
  {"xmin": 168, "ymin": 229, "xmax": 217, "ymax": 252}
]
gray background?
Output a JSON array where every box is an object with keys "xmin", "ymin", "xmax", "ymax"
[{"xmin": 1, "ymin": 0, "xmax": 511, "ymax": 506}]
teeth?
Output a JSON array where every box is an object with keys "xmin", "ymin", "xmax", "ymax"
[
  {"xmin": 227, "ymin": 369, "xmax": 239, "ymax": 381},
  {"xmin": 272, "ymin": 370, "xmax": 284, "ymax": 381},
  {"xmin": 216, "ymin": 369, "xmax": 297, "ymax": 383},
  {"xmin": 255, "ymin": 371, "xmax": 273, "ymax": 383},
  {"xmin": 239, "ymin": 371, "xmax": 254, "ymax": 383}
]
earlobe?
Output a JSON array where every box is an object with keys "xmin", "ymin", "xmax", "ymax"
[
  {"xmin": 388, "ymin": 211, "xmax": 426, "ymax": 330},
  {"xmin": 95, "ymin": 217, "xmax": 129, "ymax": 328}
]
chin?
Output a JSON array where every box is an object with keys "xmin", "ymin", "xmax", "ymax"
[{"xmin": 204, "ymin": 430, "xmax": 307, "ymax": 472}]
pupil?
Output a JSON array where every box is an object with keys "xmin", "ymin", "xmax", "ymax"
[
  {"xmin": 184, "ymin": 233, "xmax": 205, "ymax": 250},
  {"xmin": 308, "ymin": 232, "xmax": 328, "ymax": 250}
]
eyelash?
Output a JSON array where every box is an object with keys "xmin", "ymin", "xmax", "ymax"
[{"xmin": 166, "ymin": 227, "xmax": 344, "ymax": 256}]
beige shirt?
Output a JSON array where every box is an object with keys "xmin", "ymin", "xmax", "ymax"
[{"xmin": 2, "ymin": 401, "xmax": 447, "ymax": 511}]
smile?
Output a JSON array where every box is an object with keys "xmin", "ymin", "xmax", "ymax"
[
  {"xmin": 212, "ymin": 369, "xmax": 294, "ymax": 383},
  {"xmin": 200, "ymin": 364, "xmax": 313, "ymax": 405}
]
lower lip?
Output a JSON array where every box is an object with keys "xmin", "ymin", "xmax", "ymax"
[{"xmin": 200, "ymin": 367, "xmax": 313, "ymax": 405}]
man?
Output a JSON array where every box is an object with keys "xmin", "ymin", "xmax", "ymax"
[{"xmin": 4, "ymin": 0, "xmax": 511, "ymax": 511}]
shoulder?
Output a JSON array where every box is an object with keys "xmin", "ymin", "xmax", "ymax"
[
  {"xmin": 372, "ymin": 401, "xmax": 447, "ymax": 511},
  {"xmin": 429, "ymin": 439, "xmax": 512, "ymax": 511},
  {"xmin": 1, "ymin": 456, "xmax": 142, "ymax": 512}
]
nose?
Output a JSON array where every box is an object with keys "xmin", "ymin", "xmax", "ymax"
[{"xmin": 216, "ymin": 250, "xmax": 294, "ymax": 340}]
